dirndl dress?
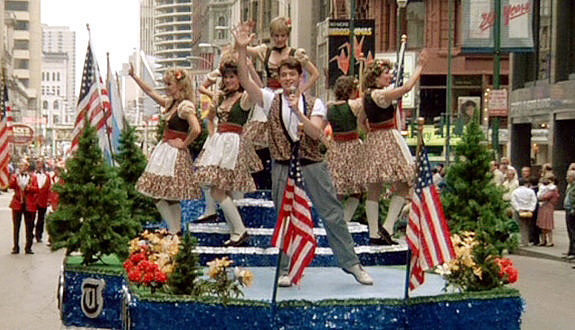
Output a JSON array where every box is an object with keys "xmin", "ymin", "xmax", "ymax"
[
  {"xmin": 136, "ymin": 100, "xmax": 201, "ymax": 201},
  {"xmin": 361, "ymin": 90, "xmax": 415, "ymax": 186},
  {"xmin": 195, "ymin": 92, "xmax": 262, "ymax": 192},
  {"xmin": 325, "ymin": 100, "xmax": 366, "ymax": 195}
]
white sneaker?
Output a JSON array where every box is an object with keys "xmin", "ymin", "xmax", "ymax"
[
  {"xmin": 343, "ymin": 264, "xmax": 373, "ymax": 285},
  {"xmin": 278, "ymin": 275, "xmax": 292, "ymax": 287}
]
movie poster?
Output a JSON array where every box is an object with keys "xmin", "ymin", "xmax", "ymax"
[{"xmin": 328, "ymin": 19, "xmax": 375, "ymax": 88}]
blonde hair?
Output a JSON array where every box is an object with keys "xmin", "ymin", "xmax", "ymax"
[
  {"xmin": 270, "ymin": 16, "xmax": 291, "ymax": 35},
  {"xmin": 163, "ymin": 67, "xmax": 194, "ymax": 102},
  {"xmin": 363, "ymin": 59, "xmax": 392, "ymax": 89}
]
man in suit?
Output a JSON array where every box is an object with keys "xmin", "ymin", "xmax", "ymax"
[
  {"xmin": 33, "ymin": 158, "xmax": 51, "ymax": 243},
  {"xmin": 10, "ymin": 160, "xmax": 39, "ymax": 254}
]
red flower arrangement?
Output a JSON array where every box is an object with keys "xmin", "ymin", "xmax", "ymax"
[
  {"xmin": 124, "ymin": 250, "xmax": 168, "ymax": 292},
  {"xmin": 494, "ymin": 257, "xmax": 519, "ymax": 284}
]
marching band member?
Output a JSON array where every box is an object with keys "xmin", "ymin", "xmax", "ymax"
[{"xmin": 10, "ymin": 160, "xmax": 39, "ymax": 254}]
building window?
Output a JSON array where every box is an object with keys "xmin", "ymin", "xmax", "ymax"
[
  {"xmin": 52, "ymin": 72, "xmax": 56, "ymax": 81},
  {"xmin": 57, "ymin": 87, "xmax": 61, "ymax": 96},
  {"xmin": 15, "ymin": 20, "xmax": 29, "ymax": 31},
  {"xmin": 406, "ymin": 1, "xmax": 425, "ymax": 49},
  {"xmin": 53, "ymin": 115, "xmax": 60, "ymax": 124},
  {"xmin": 43, "ymin": 101, "xmax": 48, "ymax": 110},
  {"xmin": 217, "ymin": 16, "xmax": 227, "ymax": 40},
  {"xmin": 16, "ymin": 59, "xmax": 29, "ymax": 69},
  {"xmin": 57, "ymin": 72, "xmax": 61, "ymax": 81},
  {"xmin": 54, "ymin": 101, "xmax": 59, "ymax": 110},
  {"xmin": 6, "ymin": 1, "xmax": 29, "ymax": 11},
  {"xmin": 14, "ymin": 40, "xmax": 29, "ymax": 50}
]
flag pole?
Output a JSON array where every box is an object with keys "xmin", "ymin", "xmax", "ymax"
[
  {"xmin": 86, "ymin": 24, "xmax": 115, "ymax": 162},
  {"xmin": 403, "ymin": 117, "xmax": 425, "ymax": 303}
]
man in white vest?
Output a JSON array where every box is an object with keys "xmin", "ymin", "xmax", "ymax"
[{"xmin": 234, "ymin": 24, "xmax": 372, "ymax": 287}]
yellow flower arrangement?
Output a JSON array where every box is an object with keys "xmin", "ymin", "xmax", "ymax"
[{"xmin": 436, "ymin": 231, "xmax": 517, "ymax": 291}]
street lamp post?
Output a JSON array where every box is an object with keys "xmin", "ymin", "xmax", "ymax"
[{"xmin": 396, "ymin": 0, "xmax": 408, "ymax": 53}]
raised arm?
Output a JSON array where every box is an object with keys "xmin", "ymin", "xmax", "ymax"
[
  {"xmin": 382, "ymin": 49, "xmax": 428, "ymax": 103},
  {"xmin": 234, "ymin": 24, "xmax": 263, "ymax": 106},
  {"xmin": 128, "ymin": 62, "xmax": 167, "ymax": 107}
]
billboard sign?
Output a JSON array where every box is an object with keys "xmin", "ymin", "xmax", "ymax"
[
  {"xmin": 462, "ymin": 0, "xmax": 534, "ymax": 52},
  {"xmin": 328, "ymin": 19, "xmax": 375, "ymax": 88},
  {"xmin": 11, "ymin": 124, "xmax": 35, "ymax": 145}
]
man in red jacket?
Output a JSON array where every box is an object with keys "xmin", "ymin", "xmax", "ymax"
[
  {"xmin": 33, "ymin": 158, "xmax": 51, "ymax": 243},
  {"xmin": 10, "ymin": 160, "xmax": 39, "ymax": 254}
]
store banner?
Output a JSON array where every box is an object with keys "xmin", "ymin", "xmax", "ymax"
[
  {"xmin": 328, "ymin": 19, "xmax": 375, "ymax": 88},
  {"xmin": 462, "ymin": 0, "xmax": 534, "ymax": 52}
]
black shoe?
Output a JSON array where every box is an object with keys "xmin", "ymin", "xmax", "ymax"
[
  {"xmin": 370, "ymin": 237, "xmax": 392, "ymax": 246},
  {"xmin": 224, "ymin": 232, "xmax": 249, "ymax": 247},
  {"xmin": 379, "ymin": 228, "xmax": 399, "ymax": 245},
  {"xmin": 11, "ymin": 248, "xmax": 19, "ymax": 254},
  {"xmin": 25, "ymin": 250, "xmax": 34, "ymax": 255},
  {"xmin": 196, "ymin": 213, "xmax": 218, "ymax": 223}
]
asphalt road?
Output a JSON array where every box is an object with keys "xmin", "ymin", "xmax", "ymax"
[{"xmin": 1, "ymin": 190, "xmax": 574, "ymax": 329}]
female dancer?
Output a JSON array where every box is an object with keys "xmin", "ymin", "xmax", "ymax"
[
  {"xmin": 196, "ymin": 51, "xmax": 264, "ymax": 222},
  {"xmin": 195, "ymin": 58, "xmax": 262, "ymax": 247},
  {"xmin": 358, "ymin": 51, "xmax": 427, "ymax": 242},
  {"xmin": 246, "ymin": 17, "xmax": 319, "ymax": 93},
  {"xmin": 325, "ymin": 76, "xmax": 376, "ymax": 240},
  {"xmin": 129, "ymin": 65, "xmax": 202, "ymax": 234}
]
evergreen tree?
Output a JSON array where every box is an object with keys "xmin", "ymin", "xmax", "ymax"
[
  {"xmin": 114, "ymin": 124, "xmax": 161, "ymax": 225},
  {"xmin": 47, "ymin": 121, "xmax": 141, "ymax": 264},
  {"xmin": 441, "ymin": 118, "xmax": 518, "ymax": 254},
  {"xmin": 168, "ymin": 234, "xmax": 207, "ymax": 295}
]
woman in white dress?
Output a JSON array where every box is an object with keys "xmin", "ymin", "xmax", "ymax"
[
  {"xmin": 195, "ymin": 60, "xmax": 262, "ymax": 246},
  {"xmin": 129, "ymin": 65, "xmax": 202, "ymax": 234}
]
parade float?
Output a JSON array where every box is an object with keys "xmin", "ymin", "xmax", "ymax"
[{"xmin": 51, "ymin": 117, "xmax": 523, "ymax": 329}]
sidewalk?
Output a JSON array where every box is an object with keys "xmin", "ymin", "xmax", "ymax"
[{"xmin": 512, "ymin": 210, "xmax": 572, "ymax": 263}]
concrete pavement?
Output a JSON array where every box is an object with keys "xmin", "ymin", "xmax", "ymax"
[{"xmin": 0, "ymin": 191, "xmax": 64, "ymax": 330}]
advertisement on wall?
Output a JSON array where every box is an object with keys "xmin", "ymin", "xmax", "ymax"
[
  {"xmin": 328, "ymin": 19, "xmax": 375, "ymax": 88},
  {"xmin": 462, "ymin": 0, "xmax": 534, "ymax": 52}
]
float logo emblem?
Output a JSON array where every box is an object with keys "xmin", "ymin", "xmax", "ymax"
[{"xmin": 81, "ymin": 278, "xmax": 106, "ymax": 318}]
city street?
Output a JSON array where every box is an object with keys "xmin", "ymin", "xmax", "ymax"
[{"xmin": 1, "ymin": 189, "xmax": 575, "ymax": 329}]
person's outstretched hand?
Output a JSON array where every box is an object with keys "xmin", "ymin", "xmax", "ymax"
[{"xmin": 232, "ymin": 22, "xmax": 255, "ymax": 49}]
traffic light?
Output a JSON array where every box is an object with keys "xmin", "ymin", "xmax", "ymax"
[{"xmin": 433, "ymin": 115, "xmax": 444, "ymax": 137}]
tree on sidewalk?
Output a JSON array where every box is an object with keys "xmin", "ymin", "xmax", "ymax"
[
  {"xmin": 114, "ymin": 124, "xmax": 160, "ymax": 225},
  {"xmin": 441, "ymin": 117, "xmax": 518, "ymax": 254},
  {"xmin": 47, "ymin": 121, "xmax": 141, "ymax": 264}
]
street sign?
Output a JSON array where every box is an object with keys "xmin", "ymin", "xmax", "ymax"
[
  {"xmin": 11, "ymin": 124, "xmax": 35, "ymax": 145},
  {"xmin": 488, "ymin": 89, "xmax": 508, "ymax": 116}
]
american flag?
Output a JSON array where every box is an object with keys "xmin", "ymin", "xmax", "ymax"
[
  {"xmin": 271, "ymin": 141, "xmax": 317, "ymax": 285},
  {"xmin": 0, "ymin": 72, "xmax": 12, "ymax": 187},
  {"xmin": 406, "ymin": 145, "xmax": 455, "ymax": 290},
  {"xmin": 392, "ymin": 38, "xmax": 406, "ymax": 130},
  {"xmin": 70, "ymin": 44, "xmax": 112, "ymax": 156}
]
